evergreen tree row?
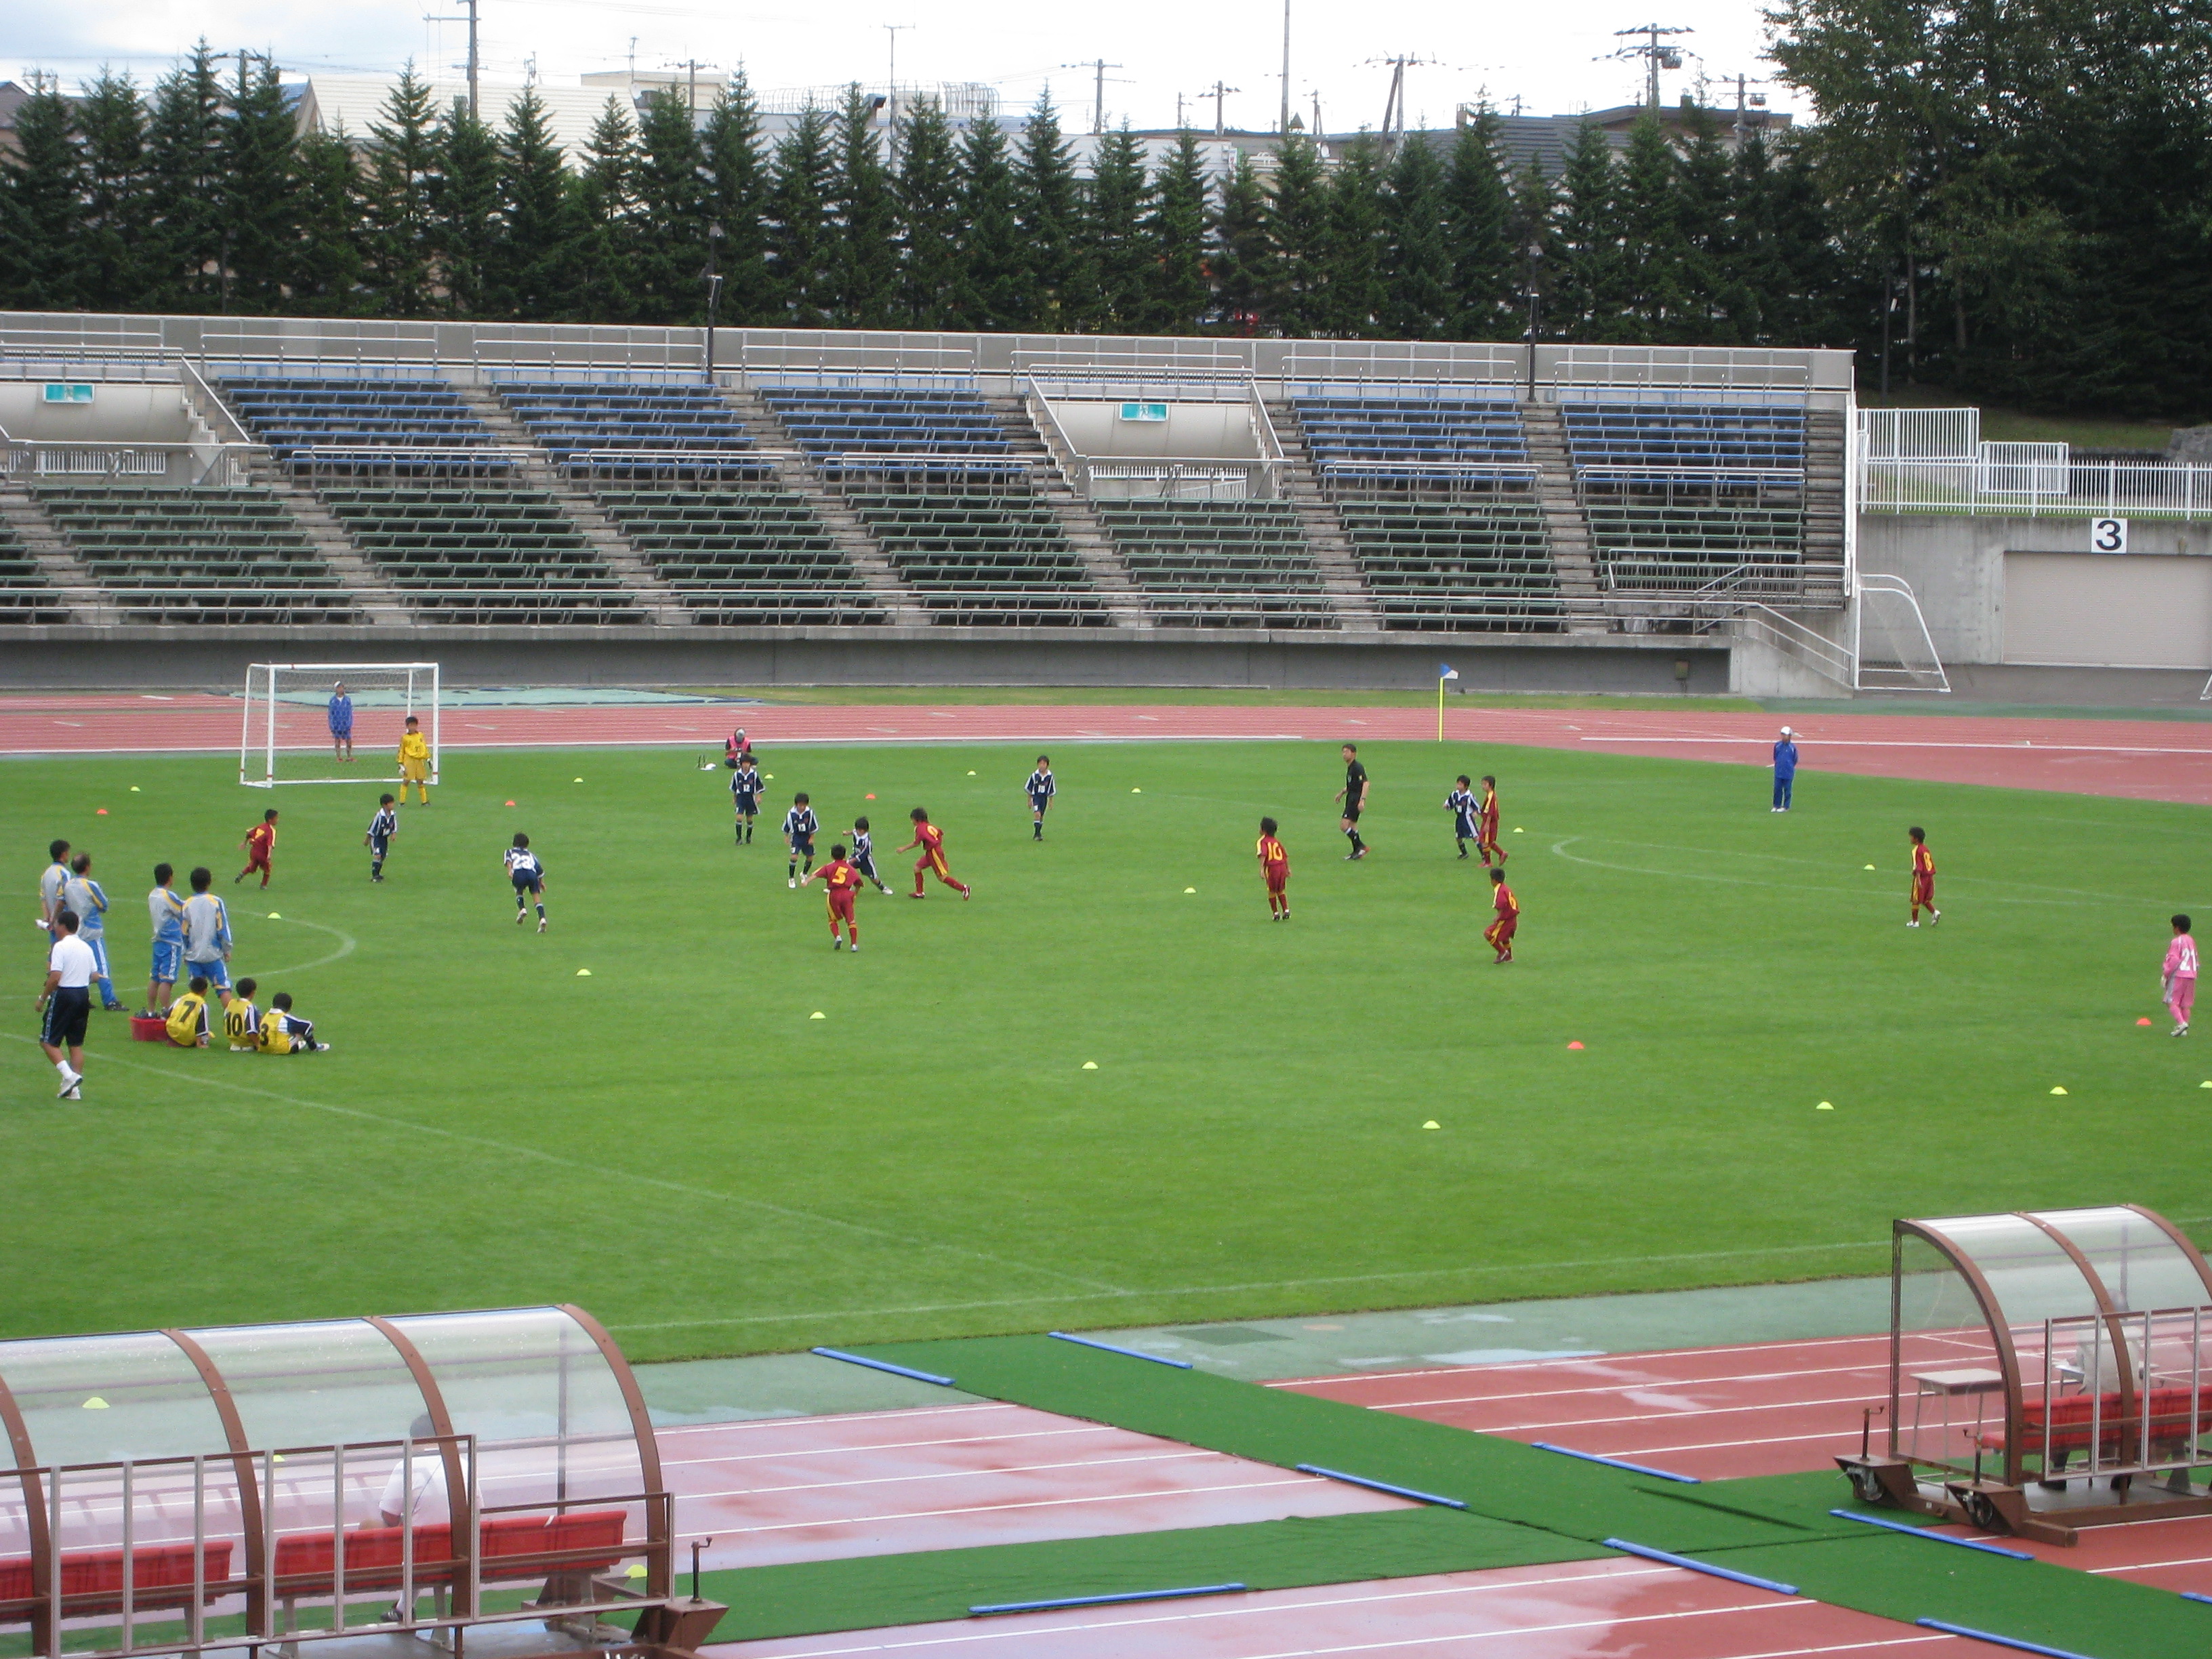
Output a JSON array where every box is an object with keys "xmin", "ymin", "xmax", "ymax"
[{"xmin": 0, "ymin": 48, "xmax": 1852, "ymax": 355}]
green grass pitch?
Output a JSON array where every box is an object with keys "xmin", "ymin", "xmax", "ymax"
[{"xmin": 3, "ymin": 738, "xmax": 2205, "ymax": 1358}]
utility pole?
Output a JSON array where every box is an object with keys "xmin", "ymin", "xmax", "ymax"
[
  {"xmin": 668, "ymin": 58, "xmax": 716, "ymax": 118},
  {"xmin": 1207, "ymin": 79, "xmax": 1240, "ymax": 136},
  {"xmin": 1606, "ymin": 23, "xmax": 1692, "ymax": 115},
  {"xmin": 883, "ymin": 23, "xmax": 912, "ymax": 155},
  {"xmin": 1279, "ymin": 0, "xmax": 1292, "ymax": 133},
  {"xmin": 1059, "ymin": 58, "xmax": 1124, "ymax": 134},
  {"xmin": 422, "ymin": 0, "xmax": 480, "ymax": 119},
  {"xmin": 1311, "ymin": 88, "xmax": 1322, "ymax": 138},
  {"xmin": 1364, "ymin": 54, "xmax": 1435, "ymax": 149}
]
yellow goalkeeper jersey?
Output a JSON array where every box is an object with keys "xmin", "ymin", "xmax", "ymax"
[{"xmin": 398, "ymin": 731, "xmax": 430, "ymax": 763}]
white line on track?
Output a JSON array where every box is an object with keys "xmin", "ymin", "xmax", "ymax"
[
  {"xmin": 1399, "ymin": 1391, "xmax": 1881, "ymax": 1434},
  {"xmin": 700, "ymin": 1475, "xmax": 1318, "ymax": 1537},
  {"xmin": 1269, "ymin": 1331, "xmax": 1889, "ymax": 1389},
  {"xmin": 679, "ymin": 1448, "xmax": 1233, "ymax": 1500},
  {"xmin": 1346, "ymin": 1356, "xmax": 1887, "ymax": 1410},
  {"xmin": 657, "ymin": 1426, "xmax": 1121, "ymax": 1467},
  {"xmin": 653, "ymin": 1405, "xmax": 1016, "ymax": 1436}
]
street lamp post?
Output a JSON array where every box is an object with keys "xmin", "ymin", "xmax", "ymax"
[
  {"xmin": 1523, "ymin": 241, "xmax": 1543, "ymax": 398},
  {"xmin": 704, "ymin": 221, "xmax": 726, "ymax": 382}
]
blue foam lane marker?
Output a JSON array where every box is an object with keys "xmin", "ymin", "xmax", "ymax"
[
  {"xmin": 972, "ymin": 1582, "xmax": 1245, "ymax": 1616},
  {"xmin": 1916, "ymin": 1617, "xmax": 2102, "ymax": 1658},
  {"xmin": 1294, "ymin": 1465, "xmax": 1468, "ymax": 1509},
  {"xmin": 2184, "ymin": 1591, "xmax": 2212, "ymax": 1606},
  {"xmin": 809, "ymin": 1347, "xmax": 956, "ymax": 1387},
  {"xmin": 1603, "ymin": 1538, "xmax": 1798, "ymax": 1596},
  {"xmin": 1532, "ymin": 1441, "xmax": 1701, "ymax": 1483},
  {"xmin": 1048, "ymin": 1331, "xmax": 1193, "ymax": 1369},
  {"xmin": 1828, "ymin": 1508, "xmax": 2034, "ymax": 1559}
]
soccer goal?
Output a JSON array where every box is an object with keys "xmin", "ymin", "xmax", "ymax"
[{"xmin": 241, "ymin": 663, "xmax": 441, "ymax": 786}]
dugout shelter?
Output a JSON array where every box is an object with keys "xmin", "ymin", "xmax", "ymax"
[
  {"xmin": 1839, "ymin": 1205, "xmax": 2212, "ymax": 1542},
  {"xmin": 0, "ymin": 1305, "xmax": 721, "ymax": 1659}
]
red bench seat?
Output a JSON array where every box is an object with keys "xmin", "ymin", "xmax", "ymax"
[
  {"xmin": 270, "ymin": 1510, "xmax": 628, "ymax": 1596},
  {"xmin": 0, "ymin": 1540, "xmax": 235, "ymax": 1616},
  {"xmin": 1977, "ymin": 1384, "xmax": 2212, "ymax": 1460}
]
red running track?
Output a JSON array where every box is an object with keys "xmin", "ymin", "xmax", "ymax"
[{"xmin": 5, "ymin": 695, "xmax": 2212, "ymax": 803}]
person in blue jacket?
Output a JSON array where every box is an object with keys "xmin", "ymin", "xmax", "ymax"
[
  {"xmin": 328, "ymin": 681, "xmax": 354, "ymax": 763},
  {"xmin": 1771, "ymin": 725, "xmax": 1799, "ymax": 811}
]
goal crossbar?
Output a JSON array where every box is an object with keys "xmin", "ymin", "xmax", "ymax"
[{"xmin": 241, "ymin": 662, "xmax": 441, "ymax": 787}]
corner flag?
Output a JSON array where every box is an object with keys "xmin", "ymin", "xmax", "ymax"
[{"xmin": 1437, "ymin": 665, "xmax": 1458, "ymax": 739}]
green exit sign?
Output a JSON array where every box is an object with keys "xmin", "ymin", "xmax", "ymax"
[
  {"xmin": 1118, "ymin": 402, "xmax": 1168, "ymax": 422},
  {"xmin": 43, "ymin": 384, "xmax": 94, "ymax": 404}
]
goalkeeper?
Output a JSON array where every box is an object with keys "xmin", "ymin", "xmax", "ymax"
[{"xmin": 396, "ymin": 716, "xmax": 432, "ymax": 804}]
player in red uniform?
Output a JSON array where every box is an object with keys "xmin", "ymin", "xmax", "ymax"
[
  {"xmin": 901, "ymin": 807, "xmax": 970, "ymax": 899},
  {"xmin": 802, "ymin": 844, "xmax": 865, "ymax": 950},
  {"xmin": 1484, "ymin": 866, "xmax": 1519, "ymax": 963},
  {"xmin": 1476, "ymin": 775, "xmax": 1506, "ymax": 867},
  {"xmin": 1908, "ymin": 826, "xmax": 1940, "ymax": 926},
  {"xmin": 1256, "ymin": 817, "xmax": 1290, "ymax": 919},
  {"xmin": 235, "ymin": 808, "xmax": 278, "ymax": 888}
]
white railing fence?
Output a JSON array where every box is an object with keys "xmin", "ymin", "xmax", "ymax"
[{"xmin": 1858, "ymin": 407, "xmax": 2212, "ymax": 520}]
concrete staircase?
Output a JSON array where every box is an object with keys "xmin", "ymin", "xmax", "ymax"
[
  {"xmin": 989, "ymin": 395, "xmax": 1148, "ymax": 628},
  {"xmin": 0, "ymin": 487, "xmax": 108, "ymax": 623},
  {"xmin": 455, "ymin": 386, "xmax": 691, "ymax": 626},
  {"xmin": 1803, "ymin": 409, "xmax": 1850, "ymax": 608},
  {"xmin": 716, "ymin": 386, "xmax": 930, "ymax": 626},
  {"xmin": 1516, "ymin": 402, "xmax": 1610, "ymax": 633},
  {"xmin": 1260, "ymin": 400, "xmax": 1384, "ymax": 632},
  {"xmin": 239, "ymin": 460, "xmax": 416, "ymax": 627}
]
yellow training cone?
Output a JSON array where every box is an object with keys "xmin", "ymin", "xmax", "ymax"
[
  {"xmin": 1422, "ymin": 1120, "xmax": 1440, "ymax": 1130},
  {"xmin": 1082, "ymin": 1061, "xmax": 1098, "ymax": 1069},
  {"xmin": 129, "ymin": 785, "xmax": 140, "ymax": 792},
  {"xmin": 1817, "ymin": 1102, "xmax": 1834, "ymax": 1111},
  {"xmin": 1864, "ymin": 864, "xmax": 1877, "ymax": 871},
  {"xmin": 1132, "ymin": 787, "xmax": 1142, "ymax": 793},
  {"xmin": 267, "ymin": 913, "xmax": 281, "ymax": 920},
  {"xmin": 2051, "ymin": 1086, "xmax": 2068, "ymax": 1096},
  {"xmin": 574, "ymin": 777, "xmax": 583, "ymax": 783},
  {"xmin": 83, "ymin": 1397, "xmax": 108, "ymax": 1410},
  {"xmin": 576, "ymin": 968, "xmax": 592, "ymax": 977},
  {"xmin": 1185, "ymin": 886, "xmax": 1197, "ymax": 893},
  {"xmin": 967, "ymin": 770, "xmax": 977, "ymax": 775},
  {"xmin": 810, "ymin": 1011, "xmax": 825, "ymax": 1019},
  {"xmin": 625, "ymin": 1564, "xmax": 648, "ymax": 1580}
]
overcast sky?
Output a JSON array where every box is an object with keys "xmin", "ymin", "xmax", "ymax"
[{"xmin": 9, "ymin": 0, "xmax": 1799, "ymax": 131}]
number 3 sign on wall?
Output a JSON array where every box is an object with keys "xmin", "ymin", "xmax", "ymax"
[{"xmin": 2089, "ymin": 517, "xmax": 2129, "ymax": 553}]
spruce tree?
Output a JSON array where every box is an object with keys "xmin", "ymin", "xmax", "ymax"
[
  {"xmin": 76, "ymin": 71, "xmax": 149, "ymax": 314},
  {"xmin": 493, "ymin": 87, "xmax": 569, "ymax": 321},
  {"xmin": 362, "ymin": 64, "xmax": 443, "ymax": 317},
  {"xmin": 894, "ymin": 98, "xmax": 962, "ymax": 328},
  {"xmin": 1080, "ymin": 125, "xmax": 1151, "ymax": 332},
  {"xmin": 1210, "ymin": 150, "xmax": 1271, "ymax": 331},
  {"xmin": 831, "ymin": 85, "xmax": 898, "ymax": 328},
  {"xmin": 565, "ymin": 96, "xmax": 640, "ymax": 323},
  {"xmin": 219, "ymin": 54, "xmax": 298, "ymax": 313},
  {"xmin": 1672, "ymin": 106, "xmax": 1734, "ymax": 341},
  {"xmin": 144, "ymin": 45, "xmax": 226, "ymax": 310},
  {"xmin": 0, "ymin": 77, "xmax": 84, "ymax": 310},
  {"xmin": 764, "ymin": 104, "xmax": 834, "ymax": 327},
  {"xmin": 632, "ymin": 87, "xmax": 707, "ymax": 323},
  {"xmin": 1145, "ymin": 130, "xmax": 1211, "ymax": 335},
  {"xmin": 1443, "ymin": 114, "xmax": 1515, "ymax": 340},
  {"xmin": 1382, "ymin": 136, "xmax": 1450, "ymax": 340},
  {"xmin": 291, "ymin": 130, "xmax": 363, "ymax": 316},
  {"xmin": 1013, "ymin": 92, "xmax": 1081, "ymax": 329},
  {"xmin": 1325, "ymin": 138, "xmax": 1390, "ymax": 338},
  {"xmin": 951, "ymin": 116, "xmax": 1023, "ymax": 331},
  {"xmin": 701, "ymin": 75, "xmax": 771, "ymax": 325},
  {"xmin": 434, "ymin": 96, "xmax": 502, "ymax": 319},
  {"xmin": 1612, "ymin": 115, "xmax": 1689, "ymax": 342},
  {"xmin": 1553, "ymin": 123, "xmax": 1620, "ymax": 340},
  {"xmin": 1266, "ymin": 133, "xmax": 1330, "ymax": 336}
]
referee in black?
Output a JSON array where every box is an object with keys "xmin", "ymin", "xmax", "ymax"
[{"xmin": 1336, "ymin": 743, "xmax": 1370, "ymax": 860}]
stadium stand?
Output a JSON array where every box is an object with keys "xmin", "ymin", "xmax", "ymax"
[
  {"xmin": 761, "ymin": 384, "xmax": 1101, "ymax": 625},
  {"xmin": 1562, "ymin": 401, "xmax": 1809, "ymax": 596},
  {"xmin": 493, "ymin": 382, "xmax": 768, "ymax": 476},
  {"xmin": 219, "ymin": 377, "xmax": 503, "ymax": 466},
  {"xmin": 594, "ymin": 487, "xmax": 884, "ymax": 624},
  {"xmin": 319, "ymin": 487, "xmax": 636, "ymax": 624},
  {"xmin": 34, "ymin": 487, "xmax": 355, "ymax": 625},
  {"xmin": 1095, "ymin": 500, "xmax": 1335, "ymax": 628},
  {"xmin": 0, "ymin": 512, "xmax": 66, "ymax": 623},
  {"xmin": 1283, "ymin": 394, "xmax": 1564, "ymax": 632}
]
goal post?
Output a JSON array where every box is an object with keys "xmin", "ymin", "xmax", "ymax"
[{"xmin": 241, "ymin": 663, "xmax": 441, "ymax": 786}]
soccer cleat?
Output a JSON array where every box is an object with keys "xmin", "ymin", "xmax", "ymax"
[
  {"xmin": 56, "ymin": 1069, "xmax": 79, "ymax": 1097},
  {"xmin": 537, "ymin": 919, "xmax": 547, "ymax": 933},
  {"xmin": 62, "ymin": 1085, "xmax": 80, "ymax": 1100},
  {"xmin": 909, "ymin": 891, "xmax": 925, "ymax": 899},
  {"xmin": 833, "ymin": 939, "xmax": 842, "ymax": 949},
  {"xmin": 516, "ymin": 908, "xmax": 527, "ymax": 924},
  {"xmin": 1929, "ymin": 910, "xmax": 1941, "ymax": 924},
  {"xmin": 2174, "ymin": 1024, "xmax": 2190, "ymax": 1037},
  {"xmin": 1907, "ymin": 920, "xmax": 1919, "ymax": 927},
  {"xmin": 850, "ymin": 943, "xmax": 859, "ymax": 952},
  {"xmin": 961, "ymin": 885, "xmax": 971, "ymax": 899},
  {"xmin": 787, "ymin": 878, "xmax": 796, "ymax": 889}
]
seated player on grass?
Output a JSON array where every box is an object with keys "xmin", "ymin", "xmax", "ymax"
[
  {"xmin": 222, "ymin": 978, "xmax": 261, "ymax": 1052},
  {"xmin": 165, "ymin": 976, "xmax": 215, "ymax": 1048},
  {"xmin": 258, "ymin": 991, "xmax": 330, "ymax": 1054}
]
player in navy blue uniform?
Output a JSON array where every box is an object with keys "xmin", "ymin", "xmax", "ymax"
[
  {"xmin": 505, "ymin": 834, "xmax": 547, "ymax": 931},
  {"xmin": 1446, "ymin": 775, "xmax": 1478, "ymax": 860},
  {"xmin": 730, "ymin": 755, "xmax": 763, "ymax": 844},
  {"xmin": 849, "ymin": 817, "xmax": 892, "ymax": 893},
  {"xmin": 783, "ymin": 794, "xmax": 819, "ymax": 888},
  {"xmin": 365, "ymin": 794, "xmax": 398, "ymax": 882},
  {"xmin": 1025, "ymin": 756, "xmax": 1056, "ymax": 840}
]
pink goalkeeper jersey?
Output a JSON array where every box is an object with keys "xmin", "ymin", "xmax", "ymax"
[{"xmin": 2167, "ymin": 936, "xmax": 2199, "ymax": 980}]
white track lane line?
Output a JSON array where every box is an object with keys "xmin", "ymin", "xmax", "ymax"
[
  {"xmin": 702, "ymin": 1474, "xmax": 1321, "ymax": 1536},
  {"xmin": 1269, "ymin": 1331, "xmax": 1889, "ymax": 1388},
  {"xmin": 687, "ymin": 1448, "xmax": 1234, "ymax": 1500},
  {"xmin": 1355, "ymin": 1357, "xmax": 1887, "ymax": 1410},
  {"xmin": 1430, "ymin": 1391, "xmax": 1883, "ymax": 1435},
  {"xmin": 657, "ymin": 1425, "xmax": 1116, "ymax": 1468},
  {"xmin": 653, "ymin": 1405, "xmax": 1018, "ymax": 1438}
]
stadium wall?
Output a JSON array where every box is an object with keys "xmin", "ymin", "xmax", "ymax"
[
  {"xmin": 0, "ymin": 629, "xmax": 1732, "ymax": 695},
  {"xmin": 1860, "ymin": 515, "xmax": 2212, "ymax": 670}
]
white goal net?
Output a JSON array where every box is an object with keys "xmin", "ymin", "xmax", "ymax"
[{"xmin": 241, "ymin": 663, "xmax": 441, "ymax": 786}]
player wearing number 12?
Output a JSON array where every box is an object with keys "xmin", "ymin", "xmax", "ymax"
[
  {"xmin": 802, "ymin": 844, "xmax": 863, "ymax": 951},
  {"xmin": 903, "ymin": 808, "xmax": 970, "ymax": 899}
]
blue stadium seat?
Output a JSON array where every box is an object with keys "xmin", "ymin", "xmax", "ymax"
[
  {"xmin": 497, "ymin": 383, "xmax": 768, "ymax": 477},
  {"xmin": 219, "ymin": 376, "xmax": 501, "ymax": 468},
  {"xmin": 1291, "ymin": 396, "xmax": 1532, "ymax": 488}
]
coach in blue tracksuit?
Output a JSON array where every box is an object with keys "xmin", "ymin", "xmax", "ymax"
[
  {"xmin": 1771, "ymin": 726, "xmax": 1799, "ymax": 812},
  {"xmin": 328, "ymin": 681, "xmax": 354, "ymax": 763}
]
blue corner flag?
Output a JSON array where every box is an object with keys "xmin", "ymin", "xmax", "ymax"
[{"xmin": 1439, "ymin": 663, "xmax": 1460, "ymax": 680}]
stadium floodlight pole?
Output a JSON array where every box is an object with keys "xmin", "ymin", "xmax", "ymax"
[{"xmin": 883, "ymin": 23, "xmax": 913, "ymax": 155}]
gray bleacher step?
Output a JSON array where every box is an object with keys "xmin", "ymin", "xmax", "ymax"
[
  {"xmin": 0, "ymin": 487, "xmax": 110, "ymax": 624},
  {"xmin": 1516, "ymin": 402, "xmax": 1612, "ymax": 634},
  {"xmin": 716, "ymin": 386, "xmax": 932, "ymax": 626},
  {"xmin": 455, "ymin": 386, "xmax": 691, "ymax": 626},
  {"xmin": 1259, "ymin": 400, "xmax": 1385, "ymax": 632},
  {"xmin": 1800, "ymin": 409, "xmax": 1851, "ymax": 611},
  {"xmin": 241, "ymin": 460, "xmax": 416, "ymax": 626},
  {"xmin": 989, "ymin": 396, "xmax": 1149, "ymax": 628}
]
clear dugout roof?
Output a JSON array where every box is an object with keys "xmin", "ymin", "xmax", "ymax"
[{"xmin": 1900, "ymin": 1206, "xmax": 2212, "ymax": 1332}]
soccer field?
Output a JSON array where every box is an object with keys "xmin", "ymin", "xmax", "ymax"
[{"xmin": 3, "ymin": 737, "xmax": 2205, "ymax": 1359}]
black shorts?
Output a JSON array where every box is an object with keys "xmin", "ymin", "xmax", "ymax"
[
  {"xmin": 41, "ymin": 988, "xmax": 89, "ymax": 1048},
  {"xmin": 511, "ymin": 870, "xmax": 543, "ymax": 895},
  {"xmin": 1030, "ymin": 795, "xmax": 1052, "ymax": 812},
  {"xmin": 851, "ymin": 852, "xmax": 879, "ymax": 879},
  {"xmin": 791, "ymin": 838, "xmax": 815, "ymax": 859},
  {"xmin": 370, "ymin": 836, "xmax": 390, "ymax": 855},
  {"xmin": 1343, "ymin": 805, "xmax": 1361, "ymax": 824},
  {"xmin": 734, "ymin": 796, "xmax": 758, "ymax": 814}
]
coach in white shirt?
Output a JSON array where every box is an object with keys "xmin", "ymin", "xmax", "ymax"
[{"xmin": 37, "ymin": 909, "xmax": 95, "ymax": 1099}]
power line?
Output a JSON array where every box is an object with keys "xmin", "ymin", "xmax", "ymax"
[
  {"xmin": 1603, "ymin": 22, "xmax": 1692, "ymax": 115},
  {"xmin": 1057, "ymin": 58, "xmax": 1125, "ymax": 134}
]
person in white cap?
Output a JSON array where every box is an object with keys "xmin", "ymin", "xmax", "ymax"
[{"xmin": 1771, "ymin": 726, "xmax": 1799, "ymax": 811}]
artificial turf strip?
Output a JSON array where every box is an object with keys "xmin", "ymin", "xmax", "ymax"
[
  {"xmin": 848, "ymin": 1334, "xmax": 1872, "ymax": 1552},
  {"xmin": 1708, "ymin": 1533, "xmax": 2212, "ymax": 1659},
  {"xmin": 684, "ymin": 1508, "xmax": 1610, "ymax": 1643}
]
